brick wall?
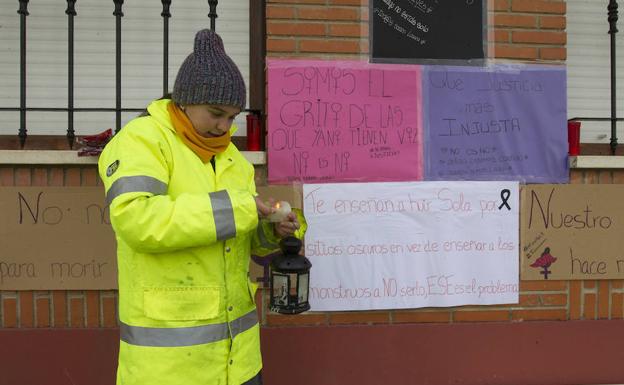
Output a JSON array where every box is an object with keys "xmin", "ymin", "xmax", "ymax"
[
  {"xmin": 267, "ymin": 0, "xmax": 369, "ymax": 57},
  {"xmin": 0, "ymin": 0, "xmax": 617, "ymax": 350},
  {"xmin": 267, "ymin": 0, "xmax": 567, "ymax": 60},
  {"xmin": 259, "ymin": 170, "xmax": 623, "ymax": 326},
  {"xmin": 7, "ymin": 167, "xmax": 622, "ymax": 330},
  {"xmin": 261, "ymin": 0, "xmax": 624, "ymax": 328},
  {"xmin": 493, "ymin": 0, "xmax": 567, "ymax": 61},
  {"xmin": 0, "ymin": 166, "xmax": 117, "ymax": 329}
]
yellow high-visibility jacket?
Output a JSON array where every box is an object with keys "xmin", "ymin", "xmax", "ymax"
[{"xmin": 98, "ymin": 98, "xmax": 280, "ymax": 385}]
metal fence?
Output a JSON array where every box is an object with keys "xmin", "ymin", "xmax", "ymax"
[
  {"xmin": 1, "ymin": 1, "xmax": 619, "ymax": 152},
  {"xmin": 1, "ymin": 0, "xmax": 226, "ymax": 149}
]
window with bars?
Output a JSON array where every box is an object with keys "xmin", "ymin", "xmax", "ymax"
[
  {"xmin": 567, "ymin": 0, "xmax": 621, "ymax": 148},
  {"xmin": 0, "ymin": 0, "xmax": 264, "ymax": 149}
]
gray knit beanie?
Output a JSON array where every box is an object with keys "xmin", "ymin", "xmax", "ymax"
[{"xmin": 172, "ymin": 29, "xmax": 246, "ymax": 109}]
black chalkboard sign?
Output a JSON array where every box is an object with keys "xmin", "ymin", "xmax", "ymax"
[{"xmin": 370, "ymin": 0, "xmax": 486, "ymax": 63}]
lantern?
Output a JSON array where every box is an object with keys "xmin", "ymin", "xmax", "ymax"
[{"xmin": 269, "ymin": 236, "xmax": 312, "ymax": 314}]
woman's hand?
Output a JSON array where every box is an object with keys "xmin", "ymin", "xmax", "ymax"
[
  {"xmin": 255, "ymin": 195, "xmax": 300, "ymax": 238},
  {"xmin": 255, "ymin": 196, "xmax": 273, "ymax": 218},
  {"xmin": 274, "ymin": 211, "xmax": 300, "ymax": 238}
]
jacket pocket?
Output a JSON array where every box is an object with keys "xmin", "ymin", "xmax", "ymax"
[{"xmin": 143, "ymin": 286, "xmax": 222, "ymax": 321}]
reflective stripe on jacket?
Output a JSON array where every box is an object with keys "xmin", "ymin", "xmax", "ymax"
[{"xmin": 98, "ymin": 98, "xmax": 279, "ymax": 385}]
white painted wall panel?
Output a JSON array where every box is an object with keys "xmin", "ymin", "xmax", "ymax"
[{"xmin": 0, "ymin": 0, "xmax": 250, "ymax": 135}]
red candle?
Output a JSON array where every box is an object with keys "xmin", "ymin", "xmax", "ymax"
[
  {"xmin": 246, "ymin": 113, "xmax": 261, "ymax": 151},
  {"xmin": 567, "ymin": 121, "xmax": 581, "ymax": 156}
]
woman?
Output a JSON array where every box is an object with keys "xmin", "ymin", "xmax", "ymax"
[{"xmin": 98, "ymin": 29, "xmax": 299, "ymax": 385}]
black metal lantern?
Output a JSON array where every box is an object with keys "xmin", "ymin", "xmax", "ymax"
[{"xmin": 269, "ymin": 236, "xmax": 312, "ymax": 314}]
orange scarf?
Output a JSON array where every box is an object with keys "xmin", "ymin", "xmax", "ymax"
[{"xmin": 168, "ymin": 102, "xmax": 231, "ymax": 163}]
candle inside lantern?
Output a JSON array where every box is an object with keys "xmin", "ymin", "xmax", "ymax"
[{"xmin": 268, "ymin": 201, "xmax": 292, "ymax": 222}]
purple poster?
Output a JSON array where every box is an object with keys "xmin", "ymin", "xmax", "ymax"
[{"xmin": 424, "ymin": 65, "xmax": 568, "ymax": 183}]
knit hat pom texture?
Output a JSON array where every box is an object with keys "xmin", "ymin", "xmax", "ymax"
[{"xmin": 172, "ymin": 29, "xmax": 246, "ymax": 109}]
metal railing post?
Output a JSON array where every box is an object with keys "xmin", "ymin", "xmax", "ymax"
[
  {"xmin": 161, "ymin": 0, "xmax": 171, "ymax": 97},
  {"xmin": 113, "ymin": 0, "xmax": 124, "ymax": 133},
  {"xmin": 66, "ymin": 0, "xmax": 77, "ymax": 148},
  {"xmin": 208, "ymin": 0, "xmax": 218, "ymax": 30},
  {"xmin": 17, "ymin": 0, "xmax": 29, "ymax": 148},
  {"xmin": 608, "ymin": 0, "xmax": 619, "ymax": 155}
]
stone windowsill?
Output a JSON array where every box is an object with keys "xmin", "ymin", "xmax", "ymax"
[
  {"xmin": 0, "ymin": 151, "xmax": 623, "ymax": 170},
  {"xmin": 0, "ymin": 150, "xmax": 267, "ymax": 165},
  {"xmin": 568, "ymin": 156, "xmax": 624, "ymax": 169}
]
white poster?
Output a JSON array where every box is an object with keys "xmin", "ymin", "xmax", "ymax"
[{"xmin": 303, "ymin": 181, "xmax": 519, "ymax": 311}]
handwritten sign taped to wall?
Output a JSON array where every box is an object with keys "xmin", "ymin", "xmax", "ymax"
[
  {"xmin": 424, "ymin": 65, "xmax": 568, "ymax": 183},
  {"xmin": 521, "ymin": 185, "xmax": 624, "ymax": 280},
  {"xmin": 268, "ymin": 59, "xmax": 423, "ymax": 184},
  {"xmin": 371, "ymin": 0, "xmax": 485, "ymax": 62},
  {"xmin": 0, "ymin": 187, "xmax": 117, "ymax": 290},
  {"xmin": 304, "ymin": 181, "xmax": 519, "ymax": 311}
]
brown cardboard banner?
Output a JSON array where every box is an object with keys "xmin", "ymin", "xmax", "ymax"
[
  {"xmin": 0, "ymin": 187, "xmax": 117, "ymax": 290},
  {"xmin": 0, "ymin": 185, "xmax": 304, "ymax": 290},
  {"xmin": 521, "ymin": 184, "xmax": 624, "ymax": 280}
]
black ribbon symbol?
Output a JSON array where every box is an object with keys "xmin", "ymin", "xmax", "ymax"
[{"xmin": 498, "ymin": 189, "xmax": 511, "ymax": 210}]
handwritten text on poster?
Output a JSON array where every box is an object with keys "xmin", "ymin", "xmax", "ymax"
[
  {"xmin": 425, "ymin": 65, "xmax": 568, "ymax": 183},
  {"xmin": 521, "ymin": 185, "xmax": 624, "ymax": 280},
  {"xmin": 303, "ymin": 181, "xmax": 519, "ymax": 311},
  {"xmin": 0, "ymin": 187, "xmax": 117, "ymax": 290},
  {"xmin": 268, "ymin": 60, "xmax": 423, "ymax": 183}
]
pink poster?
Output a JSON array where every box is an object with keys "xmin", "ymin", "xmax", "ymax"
[{"xmin": 267, "ymin": 59, "xmax": 423, "ymax": 183}]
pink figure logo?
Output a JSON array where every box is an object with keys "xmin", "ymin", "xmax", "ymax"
[{"xmin": 530, "ymin": 247, "xmax": 557, "ymax": 280}]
